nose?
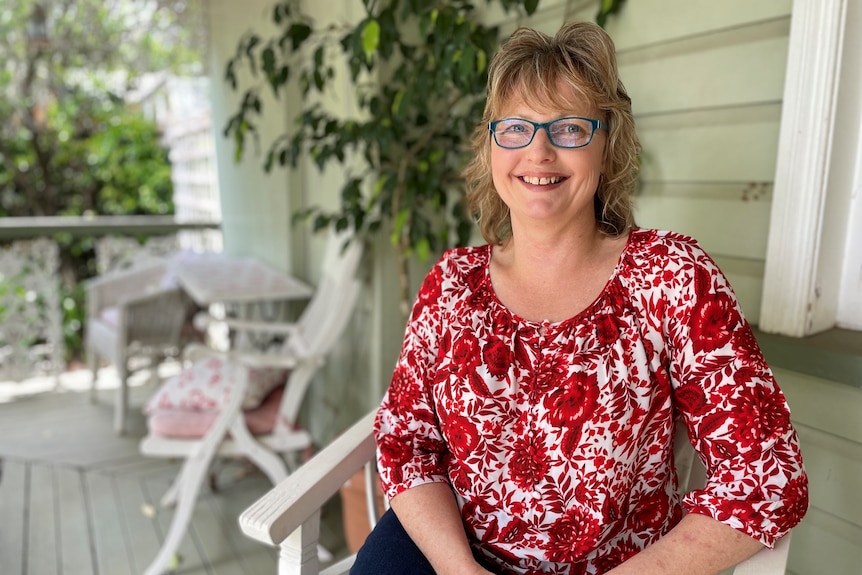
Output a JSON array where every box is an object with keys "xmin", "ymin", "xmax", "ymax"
[{"xmin": 526, "ymin": 126, "xmax": 557, "ymax": 160}]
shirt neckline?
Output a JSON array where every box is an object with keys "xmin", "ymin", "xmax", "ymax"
[{"xmin": 480, "ymin": 228, "xmax": 642, "ymax": 330}]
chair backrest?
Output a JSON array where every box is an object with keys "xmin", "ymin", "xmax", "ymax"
[
  {"xmin": 286, "ymin": 229, "xmax": 364, "ymax": 358},
  {"xmin": 277, "ymin": 231, "xmax": 364, "ymax": 427},
  {"xmin": 95, "ymin": 234, "xmax": 180, "ymax": 274}
]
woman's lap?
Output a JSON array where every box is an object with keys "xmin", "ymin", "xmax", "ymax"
[{"xmin": 350, "ymin": 508, "xmax": 437, "ymax": 575}]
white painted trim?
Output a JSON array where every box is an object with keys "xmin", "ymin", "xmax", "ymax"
[
  {"xmin": 759, "ymin": 0, "xmax": 847, "ymax": 336},
  {"xmin": 836, "ymin": 0, "xmax": 862, "ymax": 331},
  {"xmin": 838, "ymin": 153, "xmax": 862, "ymax": 329}
]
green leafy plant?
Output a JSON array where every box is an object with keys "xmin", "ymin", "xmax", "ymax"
[
  {"xmin": 0, "ymin": 0, "xmax": 201, "ymax": 361},
  {"xmin": 224, "ymin": 0, "xmax": 541, "ymax": 317}
]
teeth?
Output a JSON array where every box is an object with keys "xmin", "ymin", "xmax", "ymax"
[{"xmin": 522, "ymin": 176, "xmax": 563, "ymax": 185}]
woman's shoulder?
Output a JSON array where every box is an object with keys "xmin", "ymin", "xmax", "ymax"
[
  {"xmin": 434, "ymin": 244, "xmax": 491, "ymax": 276},
  {"xmin": 625, "ymin": 227, "xmax": 714, "ymax": 271}
]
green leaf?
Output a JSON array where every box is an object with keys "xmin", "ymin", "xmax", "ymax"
[
  {"xmin": 476, "ymin": 49, "xmax": 487, "ymax": 74},
  {"xmin": 415, "ymin": 237, "xmax": 431, "ymax": 261},
  {"xmin": 288, "ymin": 23, "xmax": 312, "ymax": 50},
  {"xmin": 371, "ymin": 174, "xmax": 387, "ymax": 201},
  {"xmin": 391, "ymin": 90, "xmax": 404, "ymax": 116},
  {"xmin": 361, "ymin": 19, "xmax": 380, "ymax": 61},
  {"xmin": 524, "ymin": 0, "xmax": 540, "ymax": 15},
  {"xmin": 393, "ymin": 208, "xmax": 409, "ymax": 236}
]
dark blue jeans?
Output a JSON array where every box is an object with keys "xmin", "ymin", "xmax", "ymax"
[
  {"xmin": 350, "ymin": 508, "xmax": 501, "ymax": 574},
  {"xmin": 350, "ymin": 508, "xmax": 436, "ymax": 574}
]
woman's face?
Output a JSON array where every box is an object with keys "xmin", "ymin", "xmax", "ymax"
[{"xmin": 490, "ymin": 85, "xmax": 606, "ymax": 237}]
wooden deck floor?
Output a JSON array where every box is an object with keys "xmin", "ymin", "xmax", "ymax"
[{"xmin": 0, "ymin": 368, "xmax": 346, "ymax": 575}]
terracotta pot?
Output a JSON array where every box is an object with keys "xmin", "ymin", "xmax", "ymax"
[{"xmin": 339, "ymin": 469, "xmax": 386, "ymax": 553}]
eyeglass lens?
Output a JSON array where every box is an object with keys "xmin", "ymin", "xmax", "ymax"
[{"xmin": 493, "ymin": 118, "xmax": 596, "ymax": 148}]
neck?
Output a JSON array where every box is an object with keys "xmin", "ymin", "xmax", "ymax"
[{"xmin": 502, "ymin": 218, "xmax": 604, "ymax": 275}]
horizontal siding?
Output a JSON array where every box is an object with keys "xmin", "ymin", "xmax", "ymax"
[
  {"xmin": 604, "ymin": 0, "xmax": 792, "ymax": 50},
  {"xmin": 637, "ymin": 113, "xmax": 781, "ymax": 182},
  {"xmin": 776, "ymin": 367, "xmax": 862, "ymax": 575},
  {"xmin": 633, "ymin": 197, "xmax": 772, "ymax": 258},
  {"xmin": 620, "ymin": 22, "xmax": 789, "ymax": 115}
]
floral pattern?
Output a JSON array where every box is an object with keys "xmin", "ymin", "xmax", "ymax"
[{"xmin": 375, "ymin": 228, "xmax": 808, "ymax": 575}]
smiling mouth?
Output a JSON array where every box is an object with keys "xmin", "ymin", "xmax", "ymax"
[{"xmin": 520, "ymin": 175, "xmax": 565, "ymax": 185}]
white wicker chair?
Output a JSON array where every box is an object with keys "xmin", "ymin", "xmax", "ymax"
[
  {"xmin": 239, "ymin": 414, "xmax": 792, "ymax": 575},
  {"xmin": 85, "ymin": 258, "xmax": 194, "ymax": 434}
]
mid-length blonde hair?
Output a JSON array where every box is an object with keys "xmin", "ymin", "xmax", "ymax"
[{"xmin": 463, "ymin": 21, "xmax": 640, "ymax": 244}]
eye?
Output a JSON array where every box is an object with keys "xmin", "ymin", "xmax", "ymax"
[
  {"xmin": 500, "ymin": 121, "xmax": 529, "ymax": 134},
  {"xmin": 552, "ymin": 121, "xmax": 584, "ymax": 134}
]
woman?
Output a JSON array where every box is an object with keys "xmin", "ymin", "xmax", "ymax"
[{"xmin": 353, "ymin": 21, "xmax": 808, "ymax": 575}]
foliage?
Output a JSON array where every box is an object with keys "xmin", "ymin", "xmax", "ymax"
[
  {"xmin": 0, "ymin": 0, "xmax": 205, "ymax": 360},
  {"xmin": 224, "ymin": 0, "xmax": 544, "ymax": 315},
  {"xmin": 595, "ymin": 0, "xmax": 627, "ymax": 28}
]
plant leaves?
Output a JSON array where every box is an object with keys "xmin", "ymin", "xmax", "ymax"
[{"xmin": 361, "ymin": 19, "xmax": 380, "ymax": 61}]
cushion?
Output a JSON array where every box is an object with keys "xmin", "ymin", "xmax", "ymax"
[
  {"xmin": 143, "ymin": 356, "xmax": 288, "ymax": 413},
  {"xmin": 147, "ymin": 386, "xmax": 283, "ymax": 438}
]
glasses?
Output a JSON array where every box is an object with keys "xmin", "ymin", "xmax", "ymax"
[{"xmin": 489, "ymin": 116, "xmax": 608, "ymax": 149}]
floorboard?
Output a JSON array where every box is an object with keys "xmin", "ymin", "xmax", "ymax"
[
  {"xmin": 55, "ymin": 467, "xmax": 93, "ymax": 574},
  {"xmin": 28, "ymin": 463, "xmax": 58, "ymax": 575},
  {"xmin": 86, "ymin": 471, "xmax": 134, "ymax": 575},
  {"xmin": 0, "ymin": 374, "xmax": 347, "ymax": 575},
  {"xmin": 0, "ymin": 458, "xmax": 27, "ymax": 575},
  {"xmin": 113, "ymin": 470, "xmax": 164, "ymax": 575}
]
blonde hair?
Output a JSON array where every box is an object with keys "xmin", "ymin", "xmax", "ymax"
[{"xmin": 463, "ymin": 21, "xmax": 640, "ymax": 244}]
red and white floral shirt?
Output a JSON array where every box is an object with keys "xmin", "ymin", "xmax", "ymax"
[{"xmin": 374, "ymin": 229, "xmax": 808, "ymax": 575}]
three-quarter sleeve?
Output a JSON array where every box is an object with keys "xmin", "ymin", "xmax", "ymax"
[
  {"xmin": 374, "ymin": 260, "xmax": 451, "ymax": 500},
  {"xmin": 664, "ymin": 240, "xmax": 808, "ymax": 547}
]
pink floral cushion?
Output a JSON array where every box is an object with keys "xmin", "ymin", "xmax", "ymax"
[
  {"xmin": 143, "ymin": 357, "xmax": 288, "ymax": 413},
  {"xmin": 147, "ymin": 386, "xmax": 284, "ymax": 438}
]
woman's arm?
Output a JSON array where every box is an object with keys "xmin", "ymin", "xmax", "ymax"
[
  {"xmin": 607, "ymin": 513, "xmax": 764, "ymax": 575},
  {"xmin": 389, "ymin": 483, "xmax": 493, "ymax": 575}
]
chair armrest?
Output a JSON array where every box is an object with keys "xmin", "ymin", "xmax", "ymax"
[
  {"xmin": 733, "ymin": 531, "xmax": 792, "ymax": 575},
  {"xmin": 239, "ymin": 409, "xmax": 377, "ymax": 546},
  {"xmin": 182, "ymin": 343, "xmax": 306, "ymax": 370}
]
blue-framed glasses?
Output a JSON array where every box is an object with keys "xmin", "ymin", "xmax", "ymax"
[{"xmin": 488, "ymin": 116, "xmax": 608, "ymax": 149}]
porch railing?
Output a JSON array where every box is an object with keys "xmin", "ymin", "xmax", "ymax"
[{"xmin": 0, "ymin": 215, "xmax": 221, "ymax": 384}]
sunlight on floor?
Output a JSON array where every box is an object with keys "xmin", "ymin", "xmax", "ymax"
[{"xmin": 0, "ymin": 360, "xmax": 183, "ymax": 404}]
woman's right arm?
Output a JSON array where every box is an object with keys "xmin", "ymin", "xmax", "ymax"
[
  {"xmin": 375, "ymin": 255, "xmax": 493, "ymax": 575},
  {"xmin": 389, "ymin": 483, "xmax": 494, "ymax": 575}
]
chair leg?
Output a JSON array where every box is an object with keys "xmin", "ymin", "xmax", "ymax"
[
  {"xmin": 114, "ymin": 362, "xmax": 129, "ymax": 435},
  {"xmin": 159, "ymin": 465, "xmax": 184, "ymax": 508},
  {"xmin": 228, "ymin": 417, "xmax": 289, "ymax": 485},
  {"xmin": 144, "ymin": 364, "xmax": 250, "ymax": 575},
  {"xmin": 148, "ymin": 353, "xmax": 162, "ymax": 388},
  {"xmin": 143, "ymin": 447, "xmax": 217, "ymax": 575},
  {"xmin": 87, "ymin": 348, "xmax": 99, "ymax": 404}
]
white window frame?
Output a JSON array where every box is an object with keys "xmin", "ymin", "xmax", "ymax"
[{"xmin": 760, "ymin": 0, "xmax": 862, "ymax": 336}]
